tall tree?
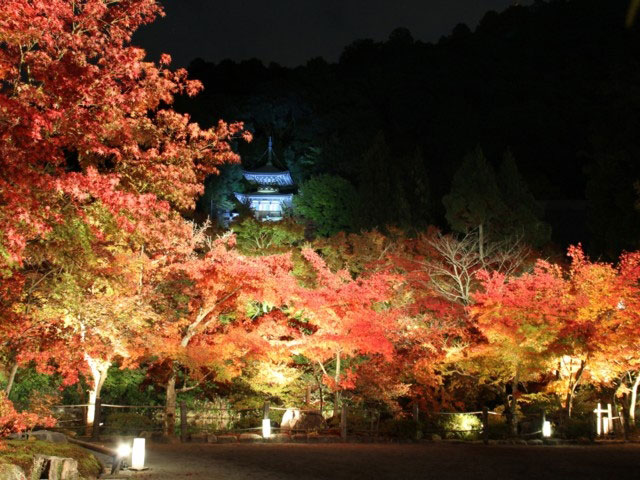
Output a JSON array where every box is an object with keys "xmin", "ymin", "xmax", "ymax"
[
  {"xmin": 0, "ymin": 0, "xmax": 248, "ymax": 270},
  {"xmin": 443, "ymin": 147, "xmax": 506, "ymax": 259},
  {"xmin": 497, "ymin": 150, "xmax": 551, "ymax": 247}
]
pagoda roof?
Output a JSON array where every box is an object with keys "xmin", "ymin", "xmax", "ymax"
[{"xmin": 242, "ymin": 168, "xmax": 294, "ymax": 187}]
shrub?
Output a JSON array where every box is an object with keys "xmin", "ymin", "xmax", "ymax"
[
  {"xmin": 104, "ymin": 412, "xmax": 153, "ymax": 436},
  {"xmin": 564, "ymin": 416, "xmax": 592, "ymax": 439},
  {"xmin": 0, "ymin": 392, "xmax": 56, "ymax": 437},
  {"xmin": 378, "ymin": 418, "xmax": 419, "ymax": 439},
  {"xmin": 437, "ymin": 414, "xmax": 482, "ymax": 440}
]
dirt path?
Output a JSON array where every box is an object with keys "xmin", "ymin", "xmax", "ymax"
[{"xmin": 112, "ymin": 442, "xmax": 640, "ymax": 480}]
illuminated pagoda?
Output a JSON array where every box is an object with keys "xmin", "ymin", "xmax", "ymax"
[{"xmin": 234, "ymin": 137, "xmax": 295, "ymax": 221}]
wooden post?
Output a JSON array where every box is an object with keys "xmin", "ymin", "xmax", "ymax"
[
  {"xmin": 621, "ymin": 394, "xmax": 630, "ymax": 441},
  {"xmin": 541, "ymin": 411, "xmax": 546, "ymax": 439},
  {"xmin": 413, "ymin": 404, "xmax": 420, "ymax": 440},
  {"xmin": 263, "ymin": 401, "xmax": 270, "ymax": 420},
  {"xmin": 482, "ymin": 407, "xmax": 489, "ymax": 445},
  {"xmin": 340, "ymin": 405, "xmax": 347, "ymax": 441},
  {"xmin": 180, "ymin": 401, "xmax": 187, "ymax": 443},
  {"xmin": 607, "ymin": 403, "xmax": 613, "ymax": 435},
  {"xmin": 91, "ymin": 398, "xmax": 101, "ymax": 440}
]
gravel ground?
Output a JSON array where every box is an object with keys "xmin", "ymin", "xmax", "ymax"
[{"xmin": 103, "ymin": 442, "xmax": 640, "ymax": 480}]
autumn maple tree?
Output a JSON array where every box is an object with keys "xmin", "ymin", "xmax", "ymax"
[
  {"xmin": 0, "ymin": 0, "xmax": 250, "ymax": 429},
  {"xmin": 471, "ymin": 260, "xmax": 573, "ymax": 434},
  {"xmin": 0, "ymin": 0, "xmax": 249, "ymax": 270}
]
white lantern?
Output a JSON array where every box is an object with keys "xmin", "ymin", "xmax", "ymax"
[
  {"xmin": 262, "ymin": 419, "xmax": 271, "ymax": 439},
  {"xmin": 116, "ymin": 443, "xmax": 131, "ymax": 458},
  {"xmin": 542, "ymin": 420, "xmax": 552, "ymax": 438},
  {"xmin": 131, "ymin": 438, "xmax": 146, "ymax": 470}
]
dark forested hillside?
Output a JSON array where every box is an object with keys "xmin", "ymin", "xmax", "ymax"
[{"xmin": 177, "ymin": 0, "xmax": 640, "ymax": 259}]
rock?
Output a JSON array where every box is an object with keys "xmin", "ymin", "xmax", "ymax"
[
  {"xmin": 528, "ymin": 439, "xmax": 544, "ymax": 445},
  {"xmin": 155, "ymin": 435, "xmax": 181, "ymax": 444},
  {"xmin": 216, "ymin": 435, "xmax": 238, "ymax": 443},
  {"xmin": 267, "ymin": 433, "xmax": 290, "ymax": 442},
  {"xmin": 190, "ymin": 433, "xmax": 208, "ymax": 443},
  {"xmin": 514, "ymin": 439, "xmax": 528, "ymax": 445},
  {"xmin": 238, "ymin": 433, "xmax": 263, "ymax": 443},
  {"xmin": 280, "ymin": 409, "xmax": 327, "ymax": 431},
  {"xmin": 206, "ymin": 434, "xmax": 218, "ymax": 443},
  {"xmin": 308, "ymin": 435, "xmax": 340, "ymax": 443},
  {"xmin": 543, "ymin": 438, "xmax": 561, "ymax": 446},
  {"xmin": 0, "ymin": 464, "xmax": 26, "ymax": 480},
  {"xmin": 29, "ymin": 430, "xmax": 68, "ymax": 443},
  {"xmin": 32, "ymin": 455, "xmax": 79, "ymax": 480},
  {"xmin": 429, "ymin": 434, "xmax": 442, "ymax": 442}
]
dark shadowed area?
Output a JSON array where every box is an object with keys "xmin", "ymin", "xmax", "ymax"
[
  {"xmin": 133, "ymin": 0, "xmax": 531, "ymax": 67},
  {"xmin": 130, "ymin": 443, "xmax": 640, "ymax": 479}
]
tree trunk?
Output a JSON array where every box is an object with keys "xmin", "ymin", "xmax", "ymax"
[
  {"xmin": 5, "ymin": 362, "xmax": 18, "ymax": 398},
  {"xmin": 84, "ymin": 354, "xmax": 110, "ymax": 435},
  {"xmin": 164, "ymin": 370, "xmax": 177, "ymax": 437},
  {"xmin": 565, "ymin": 359, "xmax": 586, "ymax": 418},
  {"xmin": 630, "ymin": 372, "xmax": 640, "ymax": 426},
  {"xmin": 508, "ymin": 371, "xmax": 519, "ymax": 436},
  {"xmin": 333, "ymin": 350, "xmax": 341, "ymax": 416},
  {"xmin": 478, "ymin": 223, "xmax": 485, "ymax": 264}
]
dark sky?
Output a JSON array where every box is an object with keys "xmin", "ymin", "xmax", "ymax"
[{"xmin": 133, "ymin": 0, "xmax": 529, "ymax": 67}]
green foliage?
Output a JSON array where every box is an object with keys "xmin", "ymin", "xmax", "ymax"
[
  {"xmin": 197, "ymin": 164, "xmax": 244, "ymax": 214},
  {"xmin": 444, "ymin": 147, "xmax": 550, "ymax": 247},
  {"xmin": 233, "ymin": 217, "xmax": 304, "ymax": 253},
  {"xmin": 498, "ymin": 151, "xmax": 551, "ymax": 247},
  {"xmin": 104, "ymin": 412, "xmax": 154, "ymax": 435},
  {"xmin": 563, "ymin": 416, "xmax": 592, "ymax": 439},
  {"xmin": 443, "ymin": 147, "xmax": 506, "ymax": 235},
  {"xmin": 294, "ymin": 174, "xmax": 358, "ymax": 236},
  {"xmin": 437, "ymin": 413, "xmax": 482, "ymax": 440},
  {"xmin": 378, "ymin": 417, "xmax": 418, "ymax": 439},
  {"xmin": 100, "ymin": 367, "xmax": 161, "ymax": 407},
  {"xmin": 358, "ymin": 133, "xmax": 411, "ymax": 229},
  {"xmin": 8, "ymin": 366, "xmax": 62, "ymax": 411}
]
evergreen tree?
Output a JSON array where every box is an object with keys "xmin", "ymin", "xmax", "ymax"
[
  {"xmin": 358, "ymin": 132, "xmax": 411, "ymax": 229},
  {"xmin": 293, "ymin": 175, "xmax": 359, "ymax": 236},
  {"xmin": 404, "ymin": 148, "xmax": 432, "ymax": 228},
  {"xmin": 443, "ymin": 147, "xmax": 506, "ymax": 256},
  {"xmin": 498, "ymin": 150, "xmax": 551, "ymax": 248}
]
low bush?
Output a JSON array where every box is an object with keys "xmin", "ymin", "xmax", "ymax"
[
  {"xmin": 103, "ymin": 412, "xmax": 153, "ymax": 436},
  {"xmin": 437, "ymin": 413, "xmax": 482, "ymax": 440}
]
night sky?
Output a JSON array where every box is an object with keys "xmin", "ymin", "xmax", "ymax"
[{"xmin": 134, "ymin": 0, "xmax": 530, "ymax": 67}]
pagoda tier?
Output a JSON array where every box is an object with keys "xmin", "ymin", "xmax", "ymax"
[
  {"xmin": 234, "ymin": 192, "xmax": 294, "ymax": 221},
  {"xmin": 233, "ymin": 136, "xmax": 296, "ymax": 222},
  {"xmin": 242, "ymin": 167, "xmax": 294, "ymax": 187}
]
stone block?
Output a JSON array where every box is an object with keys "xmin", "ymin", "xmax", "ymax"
[
  {"xmin": 216, "ymin": 435, "xmax": 238, "ymax": 443},
  {"xmin": 0, "ymin": 464, "xmax": 26, "ymax": 480},
  {"xmin": 267, "ymin": 433, "xmax": 290, "ymax": 442},
  {"xmin": 32, "ymin": 455, "xmax": 78, "ymax": 480},
  {"xmin": 238, "ymin": 433, "xmax": 262, "ymax": 443}
]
